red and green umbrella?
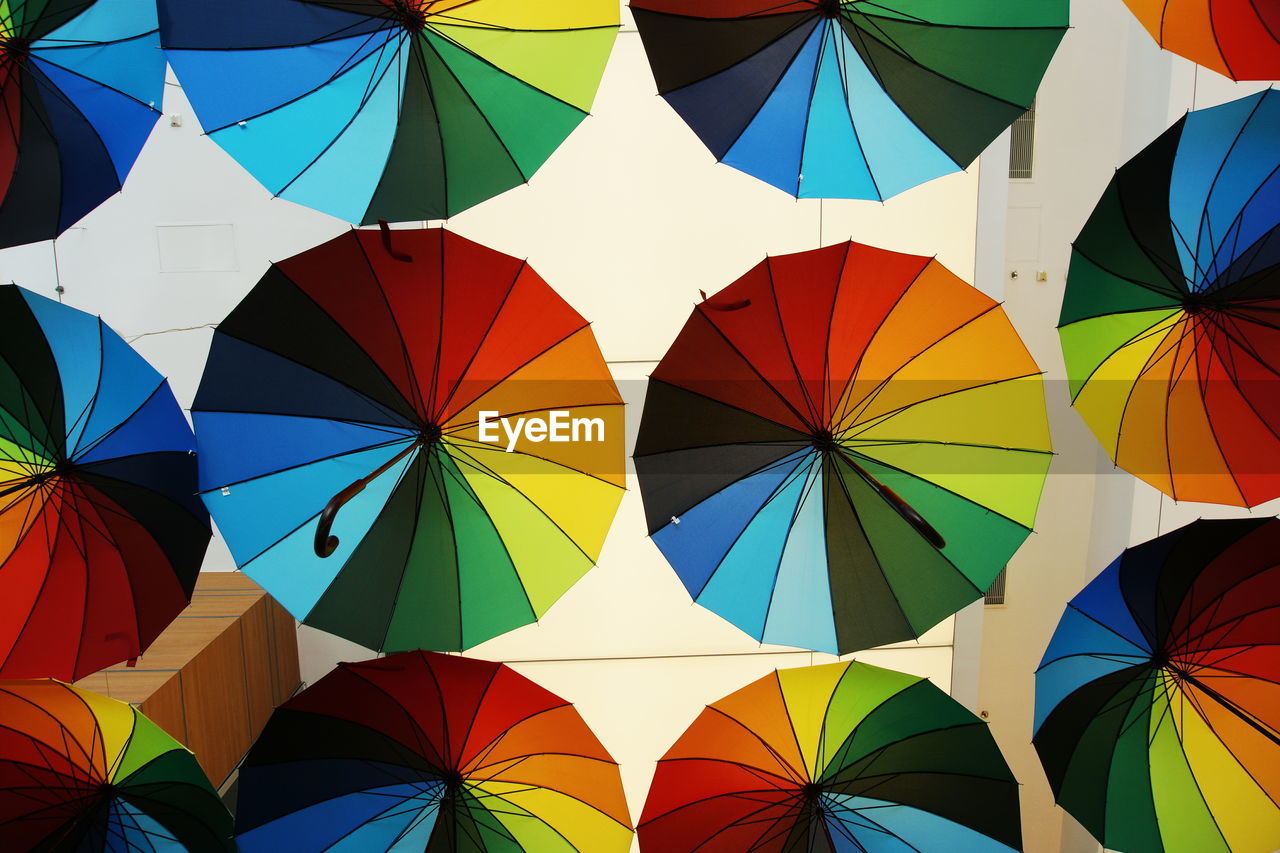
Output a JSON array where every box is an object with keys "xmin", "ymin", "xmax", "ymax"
[
  {"xmin": 1061, "ymin": 89, "xmax": 1280, "ymax": 507},
  {"xmin": 193, "ymin": 228, "xmax": 624, "ymax": 653},
  {"xmin": 0, "ymin": 285, "xmax": 209, "ymax": 680},
  {"xmin": 158, "ymin": 1, "xmax": 619, "ymax": 223},
  {"xmin": 639, "ymin": 660, "xmax": 1021, "ymax": 852},
  {"xmin": 635, "ymin": 241, "xmax": 1052, "ymax": 654},
  {"xmin": 630, "ymin": 0, "xmax": 1067, "ymax": 200},
  {"xmin": 1035, "ymin": 518, "xmax": 1280, "ymax": 853},
  {"xmin": 0, "ymin": 679, "xmax": 232, "ymax": 851},
  {"xmin": 235, "ymin": 651, "xmax": 633, "ymax": 852}
]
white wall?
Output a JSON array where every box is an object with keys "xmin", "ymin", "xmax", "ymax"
[{"xmin": 0, "ymin": 5, "xmax": 1002, "ymax": 843}]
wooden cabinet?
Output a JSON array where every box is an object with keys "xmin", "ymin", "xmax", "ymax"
[{"xmin": 75, "ymin": 573, "xmax": 300, "ymax": 787}]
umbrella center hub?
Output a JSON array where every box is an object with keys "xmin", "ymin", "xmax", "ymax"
[
  {"xmin": 811, "ymin": 429, "xmax": 839, "ymax": 452},
  {"xmin": 420, "ymin": 423, "xmax": 443, "ymax": 445},
  {"xmin": 1, "ymin": 36, "xmax": 29, "ymax": 64},
  {"xmin": 1182, "ymin": 290, "xmax": 1222, "ymax": 313},
  {"xmin": 800, "ymin": 782, "xmax": 825, "ymax": 802},
  {"xmin": 390, "ymin": 2, "xmax": 428, "ymax": 32},
  {"xmin": 816, "ymin": 0, "xmax": 844, "ymax": 19},
  {"xmin": 438, "ymin": 769, "xmax": 465, "ymax": 795}
]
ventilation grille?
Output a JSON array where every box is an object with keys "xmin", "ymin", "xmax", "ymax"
[
  {"xmin": 984, "ymin": 568, "xmax": 1008, "ymax": 606},
  {"xmin": 1008, "ymin": 101, "xmax": 1037, "ymax": 180}
]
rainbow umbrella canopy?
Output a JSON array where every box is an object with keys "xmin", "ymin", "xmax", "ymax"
[
  {"xmin": 629, "ymin": 0, "xmax": 1067, "ymax": 200},
  {"xmin": 1035, "ymin": 518, "xmax": 1280, "ymax": 853},
  {"xmin": 1061, "ymin": 89, "xmax": 1280, "ymax": 508},
  {"xmin": 235, "ymin": 651, "xmax": 632, "ymax": 852},
  {"xmin": 1123, "ymin": 0, "xmax": 1280, "ymax": 80},
  {"xmin": 0, "ymin": 679, "xmax": 232, "ymax": 851},
  {"xmin": 158, "ymin": 0, "xmax": 618, "ymax": 223},
  {"xmin": 634, "ymin": 241, "xmax": 1052, "ymax": 654},
  {"xmin": 0, "ymin": 285, "xmax": 209, "ymax": 681},
  {"xmin": 0, "ymin": 0, "xmax": 164, "ymax": 249},
  {"xmin": 639, "ymin": 661, "xmax": 1021, "ymax": 852},
  {"xmin": 193, "ymin": 228, "xmax": 624, "ymax": 653}
]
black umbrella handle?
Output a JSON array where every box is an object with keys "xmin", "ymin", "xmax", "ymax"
[
  {"xmin": 314, "ymin": 440, "xmax": 421, "ymax": 558},
  {"xmin": 377, "ymin": 220, "xmax": 413, "ymax": 263},
  {"xmin": 838, "ymin": 450, "xmax": 946, "ymax": 550}
]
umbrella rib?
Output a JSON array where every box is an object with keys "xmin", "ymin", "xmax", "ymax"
[
  {"xmin": 656, "ymin": 447, "xmax": 812, "ymax": 585},
  {"xmin": 67, "ymin": 380, "xmax": 167, "ymax": 466},
  {"xmin": 432, "ymin": 451, "xmax": 538, "ymax": 625},
  {"xmin": 1181, "ymin": 672, "xmax": 1280, "ymax": 746},
  {"xmin": 1159, "ymin": 680, "xmax": 1235, "ymax": 847},
  {"xmin": 422, "ymin": 19, "xmax": 601, "ymax": 114},
  {"xmin": 415, "ymin": 29, "xmax": 535, "ymax": 184},
  {"xmin": 757, "ymin": 457, "xmax": 824, "ymax": 640},
  {"xmin": 444, "ymin": 432, "xmax": 621, "ymax": 508},
  {"xmin": 840, "ymin": 371, "xmax": 1046, "ymax": 440},
  {"xmin": 27, "ymin": 32, "xmax": 163, "ymax": 112},
  {"xmin": 436, "ymin": 323, "xmax": 593, "ymax": 424},
  {"xmin": 834, "ymin": 304, "xmax": 1003, "ymax": 433},
  {"xmin": 695, "ymin": 307, "xmax": 818, "ymax": 432},
  {"xmin": 439, "ymin": 444, "xmax": 595, "ymax": 563},
  {"xmin": 1188, "ymin": 315, "xmax": 1253, "ymax": 500},
  {"xmin": 1188, "ymin": 96, "xmax": 1270, "ymax": 289},
  {"xmin": 820, "ymin": 243, "xmax": 853, "ymax": 422},
  {"xmin": 272, "ymin": 31, "xmax": 408, "ymax": 199},
  {"xmin": 202, "ymin": 323, "xmax": 417, "ymax": 428},
  {"xmin": 193, "ymin": 23, "xmax": 400, "ymax": 133},
  {"xmin": 362, "ymin": 445, "xmax": 430, "ymax": 642},
  {"xmin": 335, "ymin": 229, "xmax": 430, "ymax": 417},
  {"xmin": 429, "ymin": 258, "xmax": 524, "ymax": 423},
  {"xmin": 443, "ymin": 399, "xmax": 622, "ymax": 432},
  {"xmin": 635, "ymin": 7, "xmax": 815, "ymax": 95},
  {"xmin": 1178, "ymin": 681, "xmax": 1280, "ymax": 810},
  {"xmin": 763, "ymin": 257, "xmax": 823, "ymax": 425},
  {"xmin": 704, "ymin": 703, "xmax": 810, "ymax": 788}
]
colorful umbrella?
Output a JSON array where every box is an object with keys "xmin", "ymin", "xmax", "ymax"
[
  {"xmin": 0, "ymin": 679, "xmax": 232, "ymax": 851},
  {"xmin": 629, "ymin": 0, "xmax": 1066, "ymax": 201},
  {"xmin": 0, "ymin": 285, "xmax": 208, "ymax": 681},
  {"xmin": 639, "ymin": 660, "xmax": 1021, "ymax": 852},
  {"xmin": 193, "ymin": 227, "xmax": 624, "ymax": 653},
  {"xmin": 1123, "ymin": 0, "xmax": 1280, "ymax": 80},
  {"xmin": 1061, "ymin": 89, "xmax": 1280, "ymax": 508},
  {"xmin": 158, "ymin": 1, "xmax": 618, "ymax": 224},
  {"xmin": 635, "ymin": 241, "xmax": 1051, "ymax": 654},
  {"xmin": 1034, "ymin": 518, "xmax": 1280, "ymax": 853},
  {"xmin": 0, "ymin": 0, "xmax": 164, "ymax": 249},
  {"xmin": 234, "ymin": 650, "xmax": 632, "ymax": 852}
]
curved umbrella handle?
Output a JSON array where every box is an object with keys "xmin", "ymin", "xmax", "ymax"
[
  {"xmin": 314, "ymin": 481, "xmax": 368, "ymax": 557},
  {"xmin": 313, "ymin": 439, "xmax": 423, "ymax": 558},
  {"xmin": 871, "ymin": 477, "xmax": 947, "ymax": 550},
  {"xmin": 837, "ymin": 450, "xmax": 947, "ymax": 550}
]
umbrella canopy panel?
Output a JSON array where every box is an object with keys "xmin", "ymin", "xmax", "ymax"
[
  {"xmin": 1035, "ymin": 518, "xmax": 1280, "ymax": 853},
  {"xmin": 1122, "ymin": 0, "xmax": 1280, "ymax": 80},
  {"xmin": 194, "ymin": 228, "xmax": 624, "ymax": 653},
  {"xmin": 639, "ymin": 660, "xmax": 1021, "ymax": 852},
  {"xmin": 0, "ymin": 285, "xmax": 209, "ymax": 681},
  {"xmin": 0, "ymin": 0, "xmax": 164, "ymax": 249},
  {"xmin": 235, "ymin": 651, "xmax": 633, "ymax": 852},
  {"xmin": 159, "ymin": 0, "xmax": 619, "ymax": 224},
  {"xmin": 1061, "ymin": 89, "xmax": 1280, "ymax": 507},
  {"xmin": 635, "ymin": 241, "xmax": 1052, "ymax": 655},
  {"xmin": 0, "ymin": 679, "xmax": 232, "ymax": 851},
  {"xmin": 630, "ymin": 0, "xmax": 1067, "ymax": 200}
]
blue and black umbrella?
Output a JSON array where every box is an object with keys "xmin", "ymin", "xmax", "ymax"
[{"xmin": 0, "ymin": 0, "xmax": 164, "ymax": 249}]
